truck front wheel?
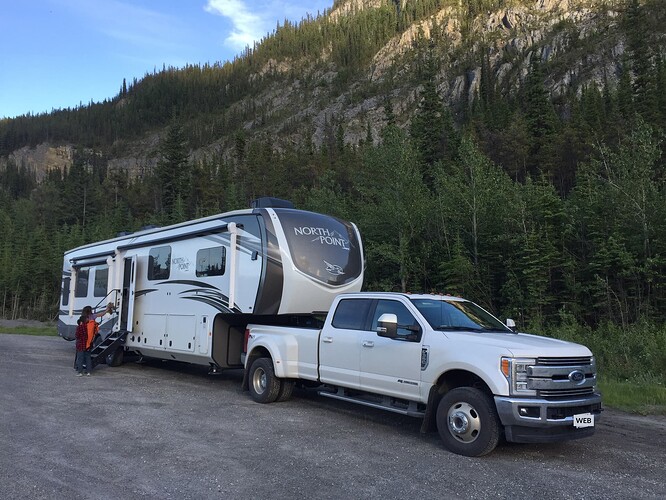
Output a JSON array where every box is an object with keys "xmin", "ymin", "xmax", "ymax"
[
  {"xmin": 436, "ymin": 387, "xmax": 500, "ymax": 457},
  {"xmin": 248, "ymin": 358, "xmax": 281, "ymax": 404}
]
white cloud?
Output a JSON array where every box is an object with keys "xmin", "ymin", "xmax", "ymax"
[
  {"xmin": 205, "ymin": 0, "xmax": 265, "ymax": 50},
  {"xmin": 204, "ymin": 1, "xmax": 332, "ymax": 50}
]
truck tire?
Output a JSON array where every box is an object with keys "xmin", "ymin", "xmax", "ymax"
[
  {"xmin": 436, "ymin": 387, "xmax": 500, "ymax": 457},
  {"xmin": 106, "ymin": 348, "xmax": 124, "ymax": 367},
  {"xmin": 276, "ymin": 380, "xmax": 295, "ymax": 402},
  {"xmin": 249, "ymin": 358, "xmax": 281, "ymax": 404}
]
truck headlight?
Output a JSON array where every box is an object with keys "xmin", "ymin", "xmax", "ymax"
[{"xmin": 501, "ymin": 357, "xmax": 537, "ymax": 396}]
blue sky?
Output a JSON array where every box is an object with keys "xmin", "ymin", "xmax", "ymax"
[{"xmin": 0, "ymin": 0, "xmax": 333, "ymax": 119}]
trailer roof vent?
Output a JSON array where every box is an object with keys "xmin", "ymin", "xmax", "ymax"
[
  {"xmin": 251, "ymin": 197, "xmax": 295, "ymax": 209},
  {"xmin": 116, "ymin": 231, "xmax": 133, "ymax": 237}
]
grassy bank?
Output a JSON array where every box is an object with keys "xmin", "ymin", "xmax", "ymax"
[
  {"xmin": 599, "ymin": 379, "xmax": 666, "ymax": 415},
  {"xmin": 0, "ymin": 326, "xmax": 57, "ymax": 336}
]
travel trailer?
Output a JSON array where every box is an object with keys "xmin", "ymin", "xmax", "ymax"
[{"xmin": 57, "ymin": 199, "xmax": 364, "ymax": 369}]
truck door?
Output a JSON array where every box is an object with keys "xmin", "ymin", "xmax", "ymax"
[
  {"xmin": 359, "ymin": 299, "xmax": 423, "ymax": 400},
  {"xmin": 118, "ymin": 255, "xmax": 136, "ymax": 332},
  {"xmin": 318, "ymin": 298, "xmax": 373, "ymax": 389}
]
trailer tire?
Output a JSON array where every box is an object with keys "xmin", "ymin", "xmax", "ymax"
[
  {"xmin": 276, "ymin": 380, "xmax": 295, "ymax": 402},
  {"xmin": 248, "ymin": 358, "xmax": 281, "ymax": 404},
  {"xmin": 436, "ymin": 387, "xmax": 500, "ymax": 457},
  {"xmin": 106, "ymin": 348, "xmax": 124, "ymax": 367}
]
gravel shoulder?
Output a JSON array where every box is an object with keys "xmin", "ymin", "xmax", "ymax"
[{"xmin": 1, "ymin": 333, "xmax": 665, "ymax": 499}]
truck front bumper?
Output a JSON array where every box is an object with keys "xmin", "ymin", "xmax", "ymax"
[{"xmin": 494, "ymin": 393, "xmax": 602, "ymax": 443}]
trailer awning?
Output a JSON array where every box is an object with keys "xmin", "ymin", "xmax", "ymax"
[
  {"xmin": 70, "ymin": 250, "xmax": 116, "ymax": 268},
  {"xmin": 116, "ymin": 222, "xmax": 229, "ymax": 251}
]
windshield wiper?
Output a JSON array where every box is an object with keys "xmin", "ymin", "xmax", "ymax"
[{"xmin": 435, "ymin": 325, "xmax": 485, "ymax": 332}]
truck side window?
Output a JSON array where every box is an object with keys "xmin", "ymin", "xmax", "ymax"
[
  {"xmin": 331, "ymin": 299, "xmax": 372, "ymax": 330},
  {"xmin": 372, "ymin": 300, "xmax": 421, "ymax": 341}
]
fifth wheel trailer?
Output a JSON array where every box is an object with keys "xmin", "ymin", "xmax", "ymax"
[{"xmin": 57, "ymin": 199, "xmax": 364, "ymax": 369}]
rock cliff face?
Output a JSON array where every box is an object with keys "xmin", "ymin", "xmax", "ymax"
[
  {"xmin": 9, "ymin": 144, "xmax": 74, "ymax": 182},
  {"xmin": 2, "ymin": 0, "xmax": 660, "ymax": 178}
]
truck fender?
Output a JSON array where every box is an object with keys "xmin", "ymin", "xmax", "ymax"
[
  {"xmin": 245, "ymin": 337, "xmax": 297, "ymax": 379},
  {"xmin": 420, "ymin": 366, "xmax": 501, "ymax": 433}
]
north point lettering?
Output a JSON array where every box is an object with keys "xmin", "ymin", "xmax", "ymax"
[{"xmin": 294, "ymin": 226, "xmax": 350, "ymax": 249}]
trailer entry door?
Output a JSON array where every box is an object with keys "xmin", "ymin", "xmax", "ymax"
[{"xmin": 119, "ymin": 255, "xmax": 137, "ymax": 332}]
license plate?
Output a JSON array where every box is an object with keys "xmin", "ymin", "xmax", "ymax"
[{"xmin": 573, "ymin": 413, "xmax": 594, "ymax": 428}]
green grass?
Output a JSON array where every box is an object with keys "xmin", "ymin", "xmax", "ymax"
[
  {"xmin": 599, "ymin": 378, "xmax": 666, "ymax": 415},
  {"xmin": 0, "ymin": 326, "xmax": 57, "ymax": 336}
]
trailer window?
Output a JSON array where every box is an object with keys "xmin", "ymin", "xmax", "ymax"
[
  {"xmin": 196, "ymin": 246, "xmax": 226, "ymax": 277},
  {"xmin": 94, "ymin": 266, "xmax": 109, "ymax": 297},
  {"xmin": 332, "ymin": 299, "xmax": 372, "ymax": 330},
  {"xmin": 148, "ymin": 246, "xmax": 171, "ymax": 280},
  {"xmin": 61, "ymin": 277, "xmax": 71, "ymax": 306},
  {"xmin": 74, "ymin": 268, "xmax": 89, "ymax": 297}
]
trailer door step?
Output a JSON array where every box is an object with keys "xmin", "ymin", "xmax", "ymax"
[{"xmin": 90, "ymin": 331, "xmax": 129, "ymax": 368}]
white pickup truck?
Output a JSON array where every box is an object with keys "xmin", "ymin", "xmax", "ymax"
[{"xmin": 243, "ymin": 292, "xmax": 602, "ymax": 456}]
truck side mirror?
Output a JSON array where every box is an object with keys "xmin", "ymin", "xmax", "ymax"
[
  {"xmin": 376, "ymin": 313, "xmax": 398, "ymax": 339},
  {"xmin": 506, "ymin": 318, "xmax": 516, "ymax": 331}
]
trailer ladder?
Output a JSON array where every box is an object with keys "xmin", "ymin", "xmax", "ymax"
[{"xmin": 90, "ymin": 331, "xmax": 128, "ymax": 368}]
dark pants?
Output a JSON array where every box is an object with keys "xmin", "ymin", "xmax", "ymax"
[{"xmin": 75, "ymin": 350, "xmax": 92, "ymax": 374}]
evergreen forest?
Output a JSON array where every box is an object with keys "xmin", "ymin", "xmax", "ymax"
[{"xmin": 0, "ymin": 0, "xmax": 665, "ymax": 381}]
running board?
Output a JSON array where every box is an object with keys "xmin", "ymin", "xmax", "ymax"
[{"xmin": 318, "ymin": 387, "xmax": 425, "ymax": 418}]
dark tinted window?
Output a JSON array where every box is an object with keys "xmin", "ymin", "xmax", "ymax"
[
  {"xmin": 332, "ymin": 299, "xmax": 372, "ymax": 330},
  {"xmin": 74, "ymin": 268, "xmax": 89, "ymax": 297},
  {"xmin": 276, "ymin": 210, "xmax": 363, "ymax": 286},
  {"xmin": 94, "ymin": 266, "xmax": 109, "ymax": 297},
  {"xmin": 148, "ymin": 246, "xmax": 171, "ymax": 281},
  {"xmin": 196, "ymin": 246, "xmax": 226, "ymax": 277},
  {"xmin": 62, "ymin": 277, "xmax": 71, "ymax": 306}
]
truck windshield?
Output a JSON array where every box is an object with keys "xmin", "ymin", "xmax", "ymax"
[{"xmin": 411, "ymin": 299, "xmax": 511, "ymax": 333}]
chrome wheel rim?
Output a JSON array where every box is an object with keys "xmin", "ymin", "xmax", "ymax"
[
  {"xmin": 251, "ymin": 367, "xmax": 267, "ymax": 395},
  {"xmin": 447, "ymin": 402, "xmax": 481, "ymax": 443}
]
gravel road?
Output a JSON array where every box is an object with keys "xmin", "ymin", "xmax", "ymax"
[{"xmin": 1, "ymin": 333, "xmax": 664, "ymax": 499}]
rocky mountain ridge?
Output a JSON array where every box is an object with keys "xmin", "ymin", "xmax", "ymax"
[{"xmin": 3, "ymin": 0, "xmax": 662, "ymax": 179}]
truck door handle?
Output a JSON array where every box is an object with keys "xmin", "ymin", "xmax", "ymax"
[
  {"xmin": 362, "ymin": 341, "xmax": 374, "ymax": 348},
  {"xmin": 322, "ymin": 336, "xmax": 333, "ymax": 343}
]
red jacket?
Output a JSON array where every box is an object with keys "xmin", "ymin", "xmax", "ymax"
[{"xmin": 75, "ymin": 322, "xmax": 87, "ymax": 351}]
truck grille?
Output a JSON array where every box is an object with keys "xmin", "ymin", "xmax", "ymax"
[
  {"xmin": 528, "ymin": 357, "xmax": 596, "ymax": 397},
  {"xmin": 536, "ymin": 356, "xmax": 592, "ymax": 366},
  {"xmin": 539, "ymin": 387, "xmax": 595, "ymax": 397}
]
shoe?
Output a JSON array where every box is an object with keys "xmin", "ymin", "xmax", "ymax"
[
  {"xmin": 85, "ymin": 372, "xmax": 91, "ymax": 376},
  {"xmin": 76, "ymin": 372, "xmax": 83, "ymax": 377}
]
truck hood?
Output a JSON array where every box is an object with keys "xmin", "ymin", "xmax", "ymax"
[{"xmin": 442, "ymin": 330, "xmax": 593, "ymax": 358}]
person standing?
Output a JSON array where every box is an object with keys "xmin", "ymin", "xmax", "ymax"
[{"xmin": 74, "ymin": 303, "xmax": 114, "ymax": 376}]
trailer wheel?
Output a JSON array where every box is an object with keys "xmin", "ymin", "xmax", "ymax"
[
  {"xmin": 436, "ymin": 387, "xmax": 500, "ymax": 457},
  {"xmin": 249, "ymin": 358, "xmax": 281, "ymax": 404},
  {"xmin": 276, "ymin": 380, "xmax": 295, "ymax": 402},
  {"xmin": 106, "ymin": 349, "xmax": 124, "ymax": 367}
]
